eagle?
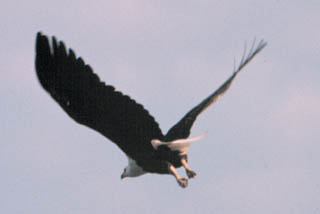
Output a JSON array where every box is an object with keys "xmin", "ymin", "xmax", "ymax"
[{"xmin": 35, "ymin": 32, "xmax": 266, "ymax": 188}]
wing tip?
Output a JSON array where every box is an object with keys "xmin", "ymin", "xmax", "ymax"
[
  {"xmin": 233, "ymin": 38, "xmax": 267, "ymax": 74},
  {"xmin": 36, "ymin": 31, "xmax": 43, "ymax": 38}
]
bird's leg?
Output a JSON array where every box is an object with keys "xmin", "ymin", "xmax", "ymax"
[
  {"xmin": 168, "ymin": 164, "xmax": 188, "ymax": 188},
  {"xmin": 181, "ymin": 157, "xmax": 197, "ymax": 179}
]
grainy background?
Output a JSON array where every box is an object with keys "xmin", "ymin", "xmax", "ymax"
[{"xmin": 1, "ymin": 0, "xmax": 319, "ymax": 213}]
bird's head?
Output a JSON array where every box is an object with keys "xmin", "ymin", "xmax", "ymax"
[
  {"xmin": 121, "ymin": 159, "xmax": 146, "ymax": 180},
  {"xmin": 121, "ymin": 167, "xmax": 128, "ymax": 179}
]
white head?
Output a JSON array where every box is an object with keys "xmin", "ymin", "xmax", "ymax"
[{"xmin": 121, "ymin": 157, "xmax": 146, "ymax": 179}]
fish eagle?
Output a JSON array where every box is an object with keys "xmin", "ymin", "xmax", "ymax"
[{"xmin": 35, "ymin": 32, "xmax": 266, "ymax": 188}]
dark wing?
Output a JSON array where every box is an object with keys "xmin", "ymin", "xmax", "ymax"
[
  {"xmin": 35, "ymin": 32, "xmax": 164, "ymax": 159},
  {"xmin": 164, "ymin": 40, "xmax": 267, "ymax": 141}
]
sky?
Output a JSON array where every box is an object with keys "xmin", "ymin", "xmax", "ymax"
[{"xmin": 1, "ymin": 0, "xmax": 319, "ymax": 213}]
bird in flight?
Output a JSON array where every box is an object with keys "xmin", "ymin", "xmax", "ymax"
[{"xmin": 35, "ymin": 32, "xmax": 266, "ymax": 188}]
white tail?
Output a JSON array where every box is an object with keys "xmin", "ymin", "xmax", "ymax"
[{"xmin": 151, "ymin": 132, "xmax": 207, "ymax": 154}]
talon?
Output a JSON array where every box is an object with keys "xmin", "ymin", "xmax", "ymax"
[
  {"xmin": 181, "ymin": 157, "xmax": 196, "ymax": 179},
  {"xmin": 177, "ymin": 177, "xmax": 188, "ymax": 188},
  {"xmin": 186, "ymin": 170, "xmax": 197, "ymax": 179}
]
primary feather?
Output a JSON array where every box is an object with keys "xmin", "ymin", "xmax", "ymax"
[
  {"xmin": 35, "ymin": 33, "xmax": 164, "ymax": 161},
  {"xmin": 164, "ymin": 40, "xmax": 267, "ymax": 141}
]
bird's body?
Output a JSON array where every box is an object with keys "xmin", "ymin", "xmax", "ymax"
[{"xmin": 35, "ymin": 32, "xmax": 266, "ymax": 188}]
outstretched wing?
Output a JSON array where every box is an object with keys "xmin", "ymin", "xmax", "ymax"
[
  {"xmin": 35, "ymin": 32, "xmax": 164, "ymax": 159},
  {"xmin": 164, "ymin": 40, "xmax": 267, "ymax": 141}
]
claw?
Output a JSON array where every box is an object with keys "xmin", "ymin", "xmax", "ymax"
[
  {"xmin": 186, "ymin": 169, "xmax": 197, "ymax": 179},
  {"xmin": 181, "ymin": 157, "xmax": 197, "ymax": 179},
  {"xmin": 177, "ymin": 177, "xmax": 188, "ymax": 188}
]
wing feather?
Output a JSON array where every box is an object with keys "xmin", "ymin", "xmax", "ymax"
[
  {"xmin": 35, "ymin": 33, "xmax": 163, "ymax": 159},
  {"xmin": 164, "ymin": 40, "xmax": 267, "ymax": 141}
]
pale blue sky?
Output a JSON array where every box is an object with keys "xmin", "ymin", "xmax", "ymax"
[{"xmin": 1, "ymin": 1, "xmax": 319, "ymax": 213}]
